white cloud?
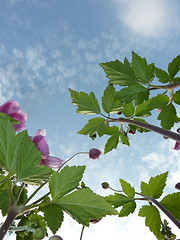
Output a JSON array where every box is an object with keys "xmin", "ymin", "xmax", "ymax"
[{"xmin": 112, "ymin": 0, "xmax": 180, "ymax": 38}]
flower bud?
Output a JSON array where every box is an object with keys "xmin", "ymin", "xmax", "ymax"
[
  {"xmin": 173, "ymin": 142, "xmax": 180, "ymax": 151},
  {"xmin": 90, "ymin": 218, "xmax": 102, "ymax": 224},
  {"xmin": 175, "ymin": 182, "xmax": 180, "ymax": 190},
  {"xmin": 33, "ymin": 228, "xmax": 45, "ymax": 240},
  {"xmin": 177, "ymin": 128, "xmax": 180, "ymax": 133},
  {"xmin": 117, "ymin": 111, "xmax": 122, "ymax": 115},
  {"xmin": 89, "ymin": 148, "xmax": 101, "ymax": 160},
  {"xmin": 49, "ymin": 236, "xmax": 63, "ymax": 240},
  {"xmin": 128, "ymin": 130, "xmax": 136, "ymax": 135},
  {"xmin": 101, "ymin": 182, "xmax": 109, "ymax": 189}
]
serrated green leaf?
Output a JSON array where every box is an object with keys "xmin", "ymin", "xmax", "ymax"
[
  {"xmin": 173, "ymin": 90, "xmax": 180, "ymax": 105},
  {"xmin": 49, "ymin": 165, "xmax": 85, "ymax": 200},
  {"xmin": 56, "ymin": 188, "xmax": 118, "ymax": 226},
  {"xmin": 135, "ymin": 94, "xmax": 169, "ymax": 117},
  {"xmin": 131, "ymin": 51, "xmax": 155, "ymax": 84},
  {"xmin": 0, "ymin": 112, "xmax": 20, "ymax": 125},
  {"xmin": 69, "ymin": 88, "xmax": 100, "ymax": 115},
  {"xmin": 119, "ymin": 132, "xmax": 130, "ymax": 146},
  {"xmin": 119, "ymin": 201, "xmax": 136, "ymax": 217},
  {"xmin": 104, "ymin": 126, "xmax": 119, "ymax": 135},
  {"xmin": 78, "ymin": 117, "xmax": 109, "ymax": 137},
  {"xmin": 102, "ymin": 85, "xmax": 123, "ymax": 113},
  {"xmin": 120, "ymin": 179, "xmax": 135, "ymax": 197},
  {"xmin": 15, "ymin": 131, "xmax": 53, "ymax": 184},
  {"xmin": 157, "ymin": 103, "xmax": 179, "ymax": 130},
  {"xmin": 100, "ymin": 58, "xmax": 138, "ymax": 86},
  {"xmin": 116, "ymin": 84, "xmax": 149, "ymax": 105},
  {"xmin": 43, "ymin": 204, "xmax": 64, "ymax": 234},
  {"xmin": 0, "ymin": 187, "xmax": 9, "ymax": 216},
  {"xmin": 104, "ymin": 133, "xmax": 119, "ymax": 154},
  {"xmin": 122, "ymin": 102, "xmax": 135, "ymax": 117},
  {"xmin": 0, "ymin": 118, "xmax": 16, "ymax": 172},
  {"xmin": 160, "ymin": 192, "xmax": 180, "ymax": 221},
  {"xmin": 141, "ymin": 172, "xmax": 168, "ymax": 199},
  {"xmin": 138, "ymin": 205, "xmax": 163, "ymax": 239},
  {"xmin": 168, "ymin": 54, "xmax": 180, "ymax": 78},
  {"xmin": 105, "ymin": 193, "xmax": 133, "ymax": 208},
  {"xmin": 155, "ymin": 68, "xmax": 170, "ymax": 83}
]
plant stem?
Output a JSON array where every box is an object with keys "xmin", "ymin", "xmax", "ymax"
[
  {"xmin": 0, "ymin": 205, "xmax": 18, "ymax": 240},
  {"xmin": 15, "ymin": 183, "xmax": 25, "ymax": 205},
  {"xmin": 149, "ymin": 81, "xmax": 180, "ymax": 91},
  {"xmin": 80, "ymin": 226, "xmax": 85, "ymax": 240},
  {"xmin": 110, "ymin": 117, "xmax": 180, "ymax": 142}
]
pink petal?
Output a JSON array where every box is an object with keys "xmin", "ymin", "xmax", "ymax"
[
  {"xmin": 33, "ymin": 135, "xmax": 50, "ymax": 158},
  {"xmin": 35, "ymin": 129, "xmax": 46, "ymax": 137},
  {"xmin": 0, "ymin": 100, "xmax": 19, "ymax": 115},
  {"xmin": 9, "ymin": 111, "xmax": 27, "ymax": 131},
  {"xmin": 40, "ymin": 156, "xmax": 64, "ymax": 169},
  {"xmin": 173, "ymin": 142, "xmax": 180, "ymax": 150}
]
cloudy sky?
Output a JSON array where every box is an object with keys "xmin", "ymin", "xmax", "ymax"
[{"xmin": 0, "ymin": 0, "xmax": 180, "ymax": 239}]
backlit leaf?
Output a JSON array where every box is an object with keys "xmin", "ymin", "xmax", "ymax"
[
  {"xmin": 104, "ymin": 133, "xmax": 119, "ymax": 154},
  {"xmin": 120, "ymin": 179, "xmax": 135, "ymax": 197},
  {"xmin": 173, "ymin": 90, "xmax": 180, "ymax": 105},
  {"xmin": 155, "ymin": 68, "xmax": 170, "ymax": 83},
  {"xmin": 105, "ymin": 193, "xmax": 133, "ymax": 208},
  {"xmin": 119, "ymin": 201, "xmax": 136, "ymax": 217},
  {"xmin": 168, "ymin": 54, "xmax": 180, "ymax": 78}
]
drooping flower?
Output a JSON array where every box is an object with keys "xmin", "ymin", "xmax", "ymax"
[
  {"xmin": 89, "ymin": 148, "xmax": 102, "ymax": 160},
  {"xmin": 0, "ymin": 100, "xmax": 27, "ymax": 131},
  {"xmin": 31, "ymin": 129, "xmax": 64, "ymax": 169},
  {"xmin": 173, "ymin": 142, "xmax": 180, "ymax": 151}
]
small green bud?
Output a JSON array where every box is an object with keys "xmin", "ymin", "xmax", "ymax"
[
  {"xmin": 101, "ymin": 182, "xmax": 109, "ymax": 189},
  {"xmin": 49, "ymin": 236, "xmax": 63, "ymax": 240},
  {"xmin": 33, "ymin": 228, "xmax": 45, "ymax": 240}
]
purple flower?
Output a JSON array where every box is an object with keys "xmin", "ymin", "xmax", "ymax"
[
  {"xmin": 173, "ymin": 142, "xmax": 180, "ymax": 151},
  {"xmin": 89, "ymin": 148, "xmax": 102, "ymax": 160},
  {"xmin": 175, "ymin": 182, "xmax": 180, "ymax": 190},
  {"xmin": 31, "ymin": 129, "xmax": 64, "ymax": 169},
  {"xmin": 0, "ymin": 100, "xmax": 27, "ymax": 131}
]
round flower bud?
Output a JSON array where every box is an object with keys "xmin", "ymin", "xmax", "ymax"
[
  {"xmin": 49, "ymin": 236, "xmax": 63, "ymax": 240},
  {"xmin": 128, "ymin": 130, "xmax": 136, "ymax": 135},
  {"xmin": 177, "ymin": 128, "xmax": 180, "ymax": 133},
  {"xmin": 33, "ymin": 228, "xmax": 45, "ymax": 240},
  {"xmin": 117, "ymin": 111, "xmax": 122, "ymax": 115},
  {"xmin": 175, "ymin": 182, "xmax": 180, "ymax": 190},
  {"xmin": 89, "ymin": 148, "xmax": 101, "ymax": 160},
  {"xmin": 101, "ymin": 182, "xmax": 109, "ymax": 189}
]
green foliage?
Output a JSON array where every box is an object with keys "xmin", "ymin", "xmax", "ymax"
[
  {"xmin": 173, "ymin": 90, "xmax": 180, "ymax": 105},
  {"xmin": 160, "ymin": 192, "xmax": 180, "ymax": 221},
  {"xmin": 49, "ymin": 165, "xmax": 85, "ymax": 200},
  {"xmin": 168, "ymin": 54, "xmax": 180, "ymax": 79},
  {"xmin": 104, "ymin": 133, "xmax": 119, "ymax": 154},
  {"xmin": 43, "ymin": 204, "xmax": 64, "ymax": 234},
  {"xmin": 140, "ymin": 172, "xmax": 168, "ymax": 199},
  {"xmin": 105, "ymin": 193, "xmax": 134, "ymax": 208},
  {"xmin": 119, "ymin": 201, "xmax": 136, "ymax": 217},
  {"xmin": 78, "ymin": 117, "xmax": 109, "ymax": 137},
  {"xmin": 155, "ymin": 68, "xmax": 170, "ymax": 83},
  {"xmin": 121, "ymin": 102, "xmax": 135, "ymax": 117},
  {"xmin": 138, "ymin": 205, "xmax": 163, "ymax": 239},
  {"xmin": 119, "ymin": 179, "xmax": 135, "ymax": 198},
  {"xmin": 0, "ymin": 176, "xmax": 9, "ymax": 216},
  {"xmin": 69, "ymin": 88, "xmax": 100, "ymax": 114},
  {"xmin": 55, "ymin": 188, "xmax": 118, "ymax": 226}
]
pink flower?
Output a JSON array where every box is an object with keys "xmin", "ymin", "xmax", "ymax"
[
  {"xmin": 31, "ymin": 129, "xmax": 64, "ymax": 169},
  {"xmin": 173, "ymin": 142, "xmax": 180, "ymax": 151},
  {"xmin": 157, "ymin": 109, "xmax": 162, "ymax": 112},
  {"xmin": 0, "ymin": 100, "xmax": 27, "ymax": 131},
  {"xmin": 89, "ymin": 148, "xmax": 102, "ymax": 160}
]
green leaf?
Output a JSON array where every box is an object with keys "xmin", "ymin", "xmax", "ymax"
[
  {"xmin": 138, "ymin": 205, "xmax": 163, "ymax": 239},
  {"xmin": 122, "ymin": 102, "xmax": 135, "ymax": 117},
  {"xmin": 120, "ymin": 179, "xmax": 135, "ymax": 197},
  {"xmin": 135, "ymin": 94, "xmax": 169, "ymax": 117},
  {"xmin": 119, "ymin": 201, "xmax": 136, "ymax": 217},
  {"xmin": 43, "ymin": 204, "xmax": 64, "ymax": 234},
  {"xmin": 157, "ymin": 103, "xmax": 179, "ymax": 130},
  {"xmin": 0, "ymin": 118, "xmax": 16, "ymax": 172},
  {"xmin": 102, "ymin": 84, "xmax": 123, "ymax": 113},
  {"xmin": 116, "ymin": 84, "xmax": 149, "ymax": 105},
  {"xmin": 78, "ymin": 117, "xmax": 109, "ymax": 137},
  {"xmin": 160, "ymin": 192, "xmax": 180, "ymax": 221},
  {"xmin": 105, "ymin": 193, "xmax": 133, "ymax": 208},
  {"xmin": 100, "ymin": 58, "xmax": 138, "ymax": 86},
  {"xmin": 155, "ymin": 68, "xmax": 170, "ymax": 83},
  {"xmin": 173, "ymin": 90, "xmax": 180, "ymax": 105},
  {"xmin": 168, "ymin": 54, "xmax": 180, "ymax": 78},
  {"xmin": 0, "ymin": 177, "xmax": 9, "ymax": 216},
  {"xmin": 0, "ymin": 112, "xmax": 20, "ymax": 125},
  {"xmin": 104, "ymin": 133, "xmax": 119, "ymax": 154},
  {"xmin": 49, "ymin": 165, "xmax": 85, "ymax": 200},
  {"xmin": 119, "ymin": 132, "xmax": 130, "ymax": 146},
  {"xmin": 104, "ymin": 126, "xmax": 119, "ymax": 135},
  {"xmin": 69, "ymin": 88, "xmax": 100, "ymax": 115},
  {"xmin": 140, "ymin": 172, "xmax": 168, "ymax": 199},
  {"xmin": 131, "ymin": 51, "xmax": 155, "ymax": 84},
  {"xmin": 56, "ymin": 188, "xmax": 118, "ymax": 226},
  {"xmin": 15, "ymin": 131, "xmax": 53, "ymax": 184}
]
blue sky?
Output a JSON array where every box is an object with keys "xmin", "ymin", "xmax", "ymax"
[{"xmin": 0, "ymin": 0, "xmax": 180, "ymax": 239}]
